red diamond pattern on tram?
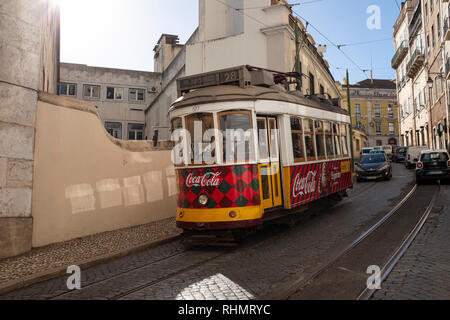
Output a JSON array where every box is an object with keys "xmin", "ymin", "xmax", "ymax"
[{"xmin": 177, "ymin": 164, "xmax": 261, "ymax": 209}]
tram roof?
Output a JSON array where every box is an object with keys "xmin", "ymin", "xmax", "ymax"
[{"xmin": 169, "ymin": 85, "xmax": 348, "ymax": 116}]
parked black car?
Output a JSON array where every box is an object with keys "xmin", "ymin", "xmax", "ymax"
[
  {"xmin": 415, "ymin": 150, "xmax": 450, "ymax": 185},
  {"xmin": 356, "ymin": 153, "xmax": 392, "ymax": 182}
]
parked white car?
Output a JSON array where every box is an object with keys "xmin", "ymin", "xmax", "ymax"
[{"xmin": 405, "ymin": 146, "xmax": 428, "ymax": 169}]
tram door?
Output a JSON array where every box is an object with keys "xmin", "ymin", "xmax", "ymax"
[{"xmin": 257, "ymin": 116, "xmax": 283, "ymax": 210}]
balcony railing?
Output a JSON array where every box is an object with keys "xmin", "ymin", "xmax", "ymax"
[
  {"xmin": 392, "ymin": 40, "xmax": 408, "ymax": 69},
  {"xmin": 406, "ymin": 48, "xmax": 425, "ymax": 78}
]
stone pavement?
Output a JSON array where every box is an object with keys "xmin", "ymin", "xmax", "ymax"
[
  {"xmin": 0, "ymin": 217, "xmax": 182, "ymax": 293},
  {"xmin": 0, "ymin": 164, "xmax": 415, "ymax": 300},
  {"xmin": 373, "ymin": 184, "xmax": 450, "ymax": 300}
]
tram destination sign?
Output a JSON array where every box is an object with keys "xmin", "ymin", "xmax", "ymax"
[{"xmin": 177, "ymin": 66, "xmax": 251, "ymax": 96}]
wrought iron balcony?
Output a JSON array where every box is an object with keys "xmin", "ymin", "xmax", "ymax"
[
  {"xmin": 392, "ymin": 40, "xmax": 408, "ymax": 69},
  {"xmin": 406, "ymin": 48, "xmax": 425, "ymax": 78}
]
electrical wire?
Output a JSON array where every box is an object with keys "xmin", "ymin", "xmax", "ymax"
[
  {"xmin": 290, "ymin": 9, "xmax": 370, "ymax": 78},
  {"xmin": 337, "ymin": 38, "xmax": 393, "ymax": 48}
]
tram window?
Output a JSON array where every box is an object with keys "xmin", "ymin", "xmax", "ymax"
[
  {"xmin": 333, "ymin": 123, "xmax": 342, "ymax": 157},
  {"xmin": 269, "ymin": 119, "xmax": 278, "ymax": 159},
  {"xmin": 260, "ymin": 166, "xmax": 271, "ymax": 200},
  {"xmin": 341, "ymin": 124, "xmax": 349, "ymax": 157},
  {"xmin": 185, "ymin": 113, "xmax": 215, "ymax": 164},
  {"xmin": 324, "ymin": 122, "xmax": 334, "ymax": 158},
  {"xmin": 304, "ymin": 119, "xmax": 316, "ymax": 160},
  {"xmin": 291, "ymin": 117, "xmax": 305, "ymax": 162},
  {"xmin": 315, "ymin": 121, "xmax": 326, "ymax": 160},
  {"xmin": 257, "ymin": 118, "xmax": 269, "ymax": 160},
  {"xmin": 219, "ymin": 111, "xmax": 253, "ymax": 163}
]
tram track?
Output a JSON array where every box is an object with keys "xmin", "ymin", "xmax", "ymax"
[
  {"xmin": 271, "ymin": 183, "xmax": 440, "ymax": 300},
  {"xmin": 357, "ymin": 184, "xmax": 440, "ymax": 300},
  {"xmin": 49, "ymin": 180, "xmax": 396, "ymax": 300}
]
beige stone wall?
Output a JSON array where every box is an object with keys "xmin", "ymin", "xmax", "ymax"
[
  {"xmin": 32, "ymin": 94, "xmax": 177, "ymax": 247},
  {"xmin": 0, "ymin": 0, "xmax": 59, "ymax": 258}
]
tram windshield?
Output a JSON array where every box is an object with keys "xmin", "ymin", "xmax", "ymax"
[
  {"xmin": 219, "ymin": 111, "xmax": 254, "ymax": 163},
  {"xmin": 185, "ymin": 113, "xmax": 215, "ymax": 164}
]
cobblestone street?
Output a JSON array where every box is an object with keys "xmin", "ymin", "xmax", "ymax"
[
  {"xmin": 373, "ymin": 183, "xmax": 450, "ymax": 300},
  {"xmin": 0, "ymin": 164, "xmax": 418, "ymax": 300}
]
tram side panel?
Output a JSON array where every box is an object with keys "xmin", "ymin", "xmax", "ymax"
[{"xmin": 285, "ymin": 159, "xmax": 353, "ymax": 209}]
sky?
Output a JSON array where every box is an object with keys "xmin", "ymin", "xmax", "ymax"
[{"xmin": 59, "ymin": 0, "xmax": 400, "ymax": 84}]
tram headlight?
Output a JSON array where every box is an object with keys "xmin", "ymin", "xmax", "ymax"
[
  {"xmin": 199, "ymin": 194, "xmax": 209, "ymax": 206},
  {"xmin": 229, "ymin": 211, "xmax": 237, "ymax": 219}
]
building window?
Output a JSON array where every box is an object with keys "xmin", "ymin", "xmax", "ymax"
[
  {"xmin": 59, "ymin": 83, "xmax": 77, "ymax": 96},
  {"xmin": 432, "ymin": 25, "xmax": 435, "ymax": 47},
  {"xmin": 355, "ymin": 104, "xmax": 362, "ymax": 117},
  {"xmin": 320, "ymin": 84, "xmax": 325, "ymax": 95},
  {"xmin": 106, "ymin": 87, "xmax": 123, "ymax": 100},
  {"xmin": 423, "ymin": 87, "xmax": 427, "ymax": 105},
  {"xmin": 425, "ymin": 3, "xmax": 428, "ymax": 22},
  {"xmin": 83, "ymin": 85, "xmax": 100, "ymax": 99},
  {"xmin": 356, "ymin": 121, "xmax": 366, "ymax": 132},
  {"xmin": 437, "ymin": 13, "xmax": 441, "ymax": 38},
  {"xmin": 376, "ymin": 140, "xmax": 383, "ymax": 146},
  {"xmin": 105, "ymin": 122, "xmax": 122, "ymax": 139},
  {"xmin": 129, "ymin": 88, "xmax": 145, "ymax": 102},
  {"xmin": 128, "ymin": 123, "xmax": 144, "ymax": 140},
  {"xmin": 374, "ymin": 104, "xmax": 381, "ymax": 117},
  {"xmin": 356, "ymin": 139, "xmax": 361, "ymax": 152},
  {"xmin": 388, "ymin": 104, "xmax": 394, "ymax": 118},
  {"xmin": 375, "ymin": 122, "xmax": 382, "ymax": 134},
  {"xmin": 389, "ymin": 122, "xmax": 395, "ymax": 135},
  {"xmin": 309, "ymin": 72, "xmax": 315, "ymax": 95},
  {"xmin": 435, "ymin": 77, "xmax": 439, "ymax": 99}
]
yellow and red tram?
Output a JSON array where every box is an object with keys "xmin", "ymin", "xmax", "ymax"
[{"xmin": 169, "ymin": 66, "xmax": 353, "ymax": 236}]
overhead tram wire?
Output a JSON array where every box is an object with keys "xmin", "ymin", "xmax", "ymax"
[
  {"xmin": 290, "ymin": 9, "xmax": 370, "ymax": 78},
  {"xmin": 337, "ymin": 38, "xmax": 393, "ymax": 49}
]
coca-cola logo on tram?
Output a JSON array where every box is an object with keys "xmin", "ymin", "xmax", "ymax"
[
  {"xmin": 292, "ymin": 170, "xmax": 317, "ymax": 198},
  {"xmin": 185, "ymin": 172, "xmax": 222, "ymax": 188}
]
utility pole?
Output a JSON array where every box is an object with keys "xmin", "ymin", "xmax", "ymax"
[
  {"xmin": 347, "ymin": 69, "xmax": 355, "ymax": 172},
  {"xmin": 295, "ymin": 22, "xmax": 302, "ymax": 91}
]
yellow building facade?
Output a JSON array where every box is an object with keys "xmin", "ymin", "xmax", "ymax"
[{"xmin": 339, "ymin": 79, "xmax": 399, "ymax": 147}]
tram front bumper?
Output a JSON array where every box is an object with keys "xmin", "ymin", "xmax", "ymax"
[{"xmin": 176, "ymin": 206, "xmax": 262, "ymax": 231}]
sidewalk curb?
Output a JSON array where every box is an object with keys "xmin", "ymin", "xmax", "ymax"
[{"xmin": 0, "ymin": 234, "xmax": 182, "ymax": 296}]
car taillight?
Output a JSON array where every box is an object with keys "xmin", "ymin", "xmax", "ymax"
[
  {"xmin": 447, "ymin": 160, "xmax": 450, "ymax": 168},
  {"xmin": 417, "ymin": 162, "xmax": 423, "ymax": 169}
]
